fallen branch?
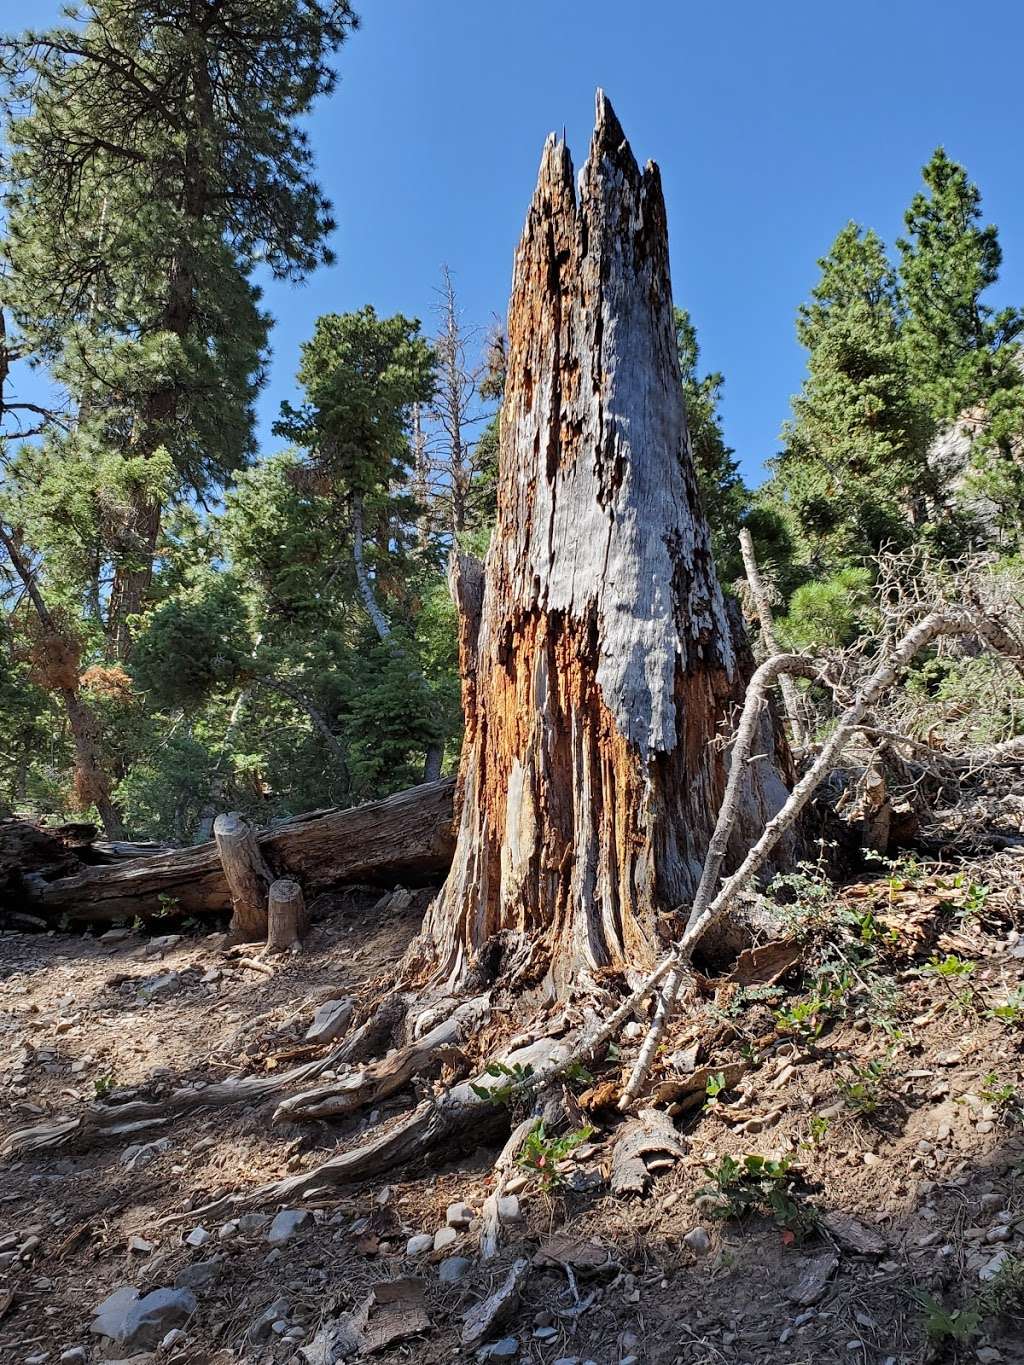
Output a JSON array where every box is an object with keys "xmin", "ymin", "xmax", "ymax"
[
  {"xmin": 272, "ymin": 996, "xmax": 489, "ymax": 1123},
  {"xmin": 739, "ymin": 528, "xmax": 807, "ymax": 746}
]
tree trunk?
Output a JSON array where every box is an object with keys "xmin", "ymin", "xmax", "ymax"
[
  {"xmin": 0, "ymin": 522, "xmax": 125, "ymax": 839},
  {"xmin": 267, "ymin": 878, "xmax": 309, "ymax": 952},
  {"xmin": 214, "ymin": 812, "xmax": 273, "ymax": 942},
  {"xmin": 419, "ymin": 94, "xmax": 792, "ymax": 995}
]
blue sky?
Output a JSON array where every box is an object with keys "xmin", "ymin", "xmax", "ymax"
[{"xmin": 16, "ymin": 0, "xmax": 1024, "ymax": 485}]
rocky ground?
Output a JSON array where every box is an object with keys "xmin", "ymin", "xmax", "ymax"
[{"xmin": 2, "ymin": 852, "xmax": 1024, "ymax": 1365}]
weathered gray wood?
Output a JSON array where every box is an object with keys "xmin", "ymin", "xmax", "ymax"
[
  {"xmin": 267, "ymin": 877, "xmax": 309, "ymax": 952},
  {"xmin": 421, "ymin": 93, "xmax": 792, "ymax": 994},
  {"xmin": 23, "ymin": 779, "xmax": 456, "ymax": 924},
  {"xmin": 215, "ymin": 812, "xmax": 273, "ymax": 942}
]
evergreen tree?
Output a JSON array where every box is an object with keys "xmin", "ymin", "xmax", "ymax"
[
  {"xmin": 674, "ymin": 308, "xmax": 749, "ymax": 576},
  {"xmin": 0, "ymin": 0, "xmax": 359, "ymax": 657},
  {"xmin": 898, "ymin": 148, "xmax": 1024, "ymax": 534},
  {"xmin": 771, "ymin": 223, "xmax": 933, "ymax": 569}
]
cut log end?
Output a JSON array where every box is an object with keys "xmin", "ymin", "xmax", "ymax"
[{"xmin": 267, "ymin": 878, "xmax": 309, "ymax": 953}]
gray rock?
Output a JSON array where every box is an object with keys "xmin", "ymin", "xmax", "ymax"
[
  {"xmin": 496, "ymin": 1195, "xmax": 521, "ymax": 1225},
  {"xmin": 305, "ymin": 998, "xmax": 354, "ymax": 1045},
  {"xmin": 683, "ymin": 1226, "xmax": 711, "ymax": 1255},
  {"xmin": 251, "ymin": 1297, "xmax": 291, "ymax": 1343},
  {"xmin": 59, "ymin": 1350, "xmax": 87, "ymax": 1364},
  {"xmin": 446, "ymin": 1201, "xmax": 475, "ymax": 1228},
  {"xmin": 146, "ymin": 935, "xmax": 181, "ymax": 954},
  {"xmin": 477, "ymin": 1339, "xmax": 518, "ymax": 1362},
  {"xmin": 267, "ymin": 1209, "xmax": 312, "ymax": 1246},
  {"xmin": 236, "ymin": 1213, "xmax": 270, "ymax": 1235},
  {"xmin": 90, "ymin": 1285, "xmax": 196, "ymax": 1351},
  {"xmin": 174, "ymin": 1259, "xmax": 223, "ymax": 1292},
  {"xmin": 438, "ymin": 1256, "xmax": 473, "ymax": 1283},
  {"xmin": 434, "ymin": 1225, "xmax": 458, "ymax": 1251},
  {"xmin": 184, "ymin": 1226, "xmax": 210, "ymax": 1248},
  {"xmin": 138, "ymin": 972, "xmax": 181, "ymax": 1002},
  {"xmin": 100, "ymin": 927, "xmax": 132, "ymax": 943},
  {"xmin": 406, "ymin": 1234, "xmax": 433, "ymax": 1256}
]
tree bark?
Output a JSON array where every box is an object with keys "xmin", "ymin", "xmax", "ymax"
[
  {"xmin": 23, "ymin": 778, "xmax": 455, "ymax": 924},
  {"xmin": 0, "ymin": 521, "xmax": 125, "ymax": 839},
  {"xmin": 419, "ymin": 94, "xmax": 792, "ymax": 995},
  {"xmin": 214, "ymin": 812, "xmax": 273, "ymax": 942},
  {"xmin": 267, "ymin": 877, "xmax": 308, "ymax": 952}
]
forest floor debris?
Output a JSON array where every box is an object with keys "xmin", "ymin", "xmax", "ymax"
[{"xmin": 2, "ymin": 855, "xmax": 1024, "ymax": 1363}]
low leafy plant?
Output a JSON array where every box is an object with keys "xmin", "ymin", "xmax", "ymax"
[
  {"xmin": 470, "ymin": 1060, "xmax": 534, "ymax": 1105},
  {"xmin": 93, "ymin": 1073, "xmax": 117, "ymax": 1099},
  {"xmin": 698, "ymin": 1153, "xmax": 816, "ymax": 1237},
  {"xmin": 980, "ymin": 1254, "xmax": 1024, "ymax": 1317},
  {"xmin": 774, "ymin": 995, "xmax": 832, "ymax": 1040},
  {"xmin": 801, "ymin": 1115, "xmax": 831, "ymax": 1148},
  {"xmin": 517, "ymin": 1121, "xmax": 594, "ymax": 1188},
  {"xmin": 838, "ymin": 1054, "xmax": 892, "ymax": 1115},
  {"xmin": 922, "ymin": 952, "xmax": 976, "ymax": 978},
  {"xmin": 979, "ymin": 1073, "xmax": 1020, "ymax": 1113},
  {"xmin": 989, "ymin": 989, "xmax": 1024, "ymax": 1027},
  {"xmin": 914, "ymin": 1292, "xmax": 983, "ymax": 1345},
  {"xmin": 705, "ymin": 1071, "xmax": 728, "ymax": 1100}
]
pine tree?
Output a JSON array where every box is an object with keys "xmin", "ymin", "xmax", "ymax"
[
  {"xmin": 898, "ymin": 148, "xmax": 1024, "ymax": 535},
  {"xmin": 0, "ymin": 0, "xmax": 359, "ymax": 657},
  {"xmin": 674, "ymin": 308, "xmax": 749, "ymax": 576},
  {"xmin": 772, "ymin": 223, "xmax": 934, "ymax": 569}
]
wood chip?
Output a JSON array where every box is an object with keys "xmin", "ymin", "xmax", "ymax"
[
  {"xmin": 610, "ymin": 1108, "xmax": 685, "ymax": 1196},
  {"xmin": 822, "ymin": 1211, "xmax": 886, "ymax": 1256},
  {"xmin": 727, "ymin": 938, "xmax": 802, "ymax": 987},
  {"xmin": 532, "ymin": 1234, "xmax": 615, "ymax": 1271}
]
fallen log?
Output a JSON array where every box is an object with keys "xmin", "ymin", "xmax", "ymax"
[{"xmin": 22, "ymin": 779, "xmax": 455, "ymax": 925}]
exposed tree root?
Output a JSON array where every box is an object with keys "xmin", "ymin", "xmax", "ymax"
[
  {"xmin": 273, "ymin": 995, "xmax": 489, "ymax": 1123},
  {"xmin": 2, "ymin": 1048, "xmax": 341, "ymax": 1158}
]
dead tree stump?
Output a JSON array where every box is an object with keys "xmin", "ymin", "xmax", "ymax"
[
  {"xmin": 267, "ymin": 878, "xmax": 309, "ymax": 953},
  {"xmin": 419, "ymin": 92, "xmax": 794, "ymax": 995},
  {"xmin": 214, "ymin": 812, "xmax": 273, "ymax": 943}
]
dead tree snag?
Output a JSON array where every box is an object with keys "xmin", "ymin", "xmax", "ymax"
[{"xmin": 420, "ymin": 93, "xmax": 792, "ymax": 994}]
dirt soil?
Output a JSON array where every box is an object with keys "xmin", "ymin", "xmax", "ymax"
[{"xmin": 2, "ymin": 856, "xmax": 1024, "ymax": 1365}]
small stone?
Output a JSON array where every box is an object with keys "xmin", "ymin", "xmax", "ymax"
[
  {"xmin": 434, "ymin": 1225, "xmax": 458, "ymax": 1251},
  {"xmin": 147, "ymin": 935, "xmax": 181, "ymax": 954},
  {"xmin": 980, "ymin": 1249, "xmax": 1010, "ymax": 1282},
  {"xmin": 129, "ymin": 1235, "xmax": 155, "ymax": 1254},
  {"xmin": 59, "ymin": 1350, "xmax": 87, "ymax": 1364},
  {"xmin": 503, "ymin": 1174, "xmax": 529, "ymax": 1195},
  {"xmin": 862, "ymin": 1152, "xmax": 882, "ymax": 1167},
  {"xmin": 496, "ymin": 1194, "xmax": 522, "ymax": 1225},
  {"xmin": 161, "ymin": 1328, "xmax": 185, "ymax": 1349},
  {"xmin": 534, "ymin": 1326, "xmax": 557, "ymax": 1340},
  {"xmin": 184, "ymin": 1227, "xmax": 210, "ymax": 1248},
  {"xmin": 100, "ymin": 927, "xmax": 132, "ymax": 943},
  {"xmin": 446, "ymin": 1201, "xmax": 474, "ymax": 1228},
  {"xmin": 138, "ymin": 972, "xmax": 182, "ymax": 1001},
  {"xmin": 305, "ymin": 998, "xmax": 354, "ymax": 1045},
  {"xmin": 90, "ymin": 1285, "xmax": 197, "ymax": 1351},
  {"xmin": 406, "ymin": 1234, "xmax": 433, "ymax": 1256},
  {"xmin": 986, "ymin": 1225, "xmax": 1012, "ymax": 1243},
  {"xmin": 218, "ymin": 1220, "xmax": 239, "ymax": 1241},
  {"xmin": 976, "ymin": 1120, "xmax": 995, "ymax": 1134},
  {"xmin": 438, "ymin": 1256, "xmax": 473, "ymax": 1283},
  {"xmin": 683, "ymin": 1227, "xmax": 711, "ymax": 1255},
  {"xmin": 236, "ymin": 1213, "xmax": 270, "ymax": 1234},
  {"xmin": 267, "ymin": 1209, "xmax": 312, "ymax": 1246},
  {"xmin": 174, "ymin": 1259, "xmax": 222, "ymax": 1292},
  {"xmin": 976, "ymin": 1350, "xmax": 1003, "ymax": 1364},
  {"xmin": 477, "ymin": 1338, "xmax": 518, "ymax": 1361}
]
